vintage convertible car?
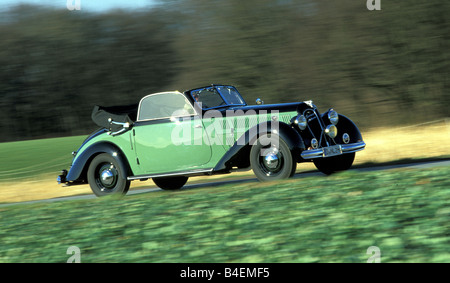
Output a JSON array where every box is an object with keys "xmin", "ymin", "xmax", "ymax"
[{"xmin": 58, "ymin": 85, "xmax": 365, "ymax": 196}]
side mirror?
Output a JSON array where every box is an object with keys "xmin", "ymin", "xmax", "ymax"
[{"xmin": 256, "ymin": 98, "xmax": 264, "ymax": 105}]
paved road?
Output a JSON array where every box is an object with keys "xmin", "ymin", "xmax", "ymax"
[{"xmin": 2, "ymin": 159, "xmax": 449, "ymax": 208}]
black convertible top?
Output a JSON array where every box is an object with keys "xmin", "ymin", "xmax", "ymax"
[{"xmin": 91, "ymin": 103, "xmax": 138, "ymax": 130}]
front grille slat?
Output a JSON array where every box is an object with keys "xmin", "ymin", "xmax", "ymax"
[{"xmin": 302, "ymin": 107, "xmax": 334, "ymax": 148}]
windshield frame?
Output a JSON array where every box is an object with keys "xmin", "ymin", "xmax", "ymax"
[{"xmin": 188, "ymin": 85, "xmax": 247, "ymax": 110}]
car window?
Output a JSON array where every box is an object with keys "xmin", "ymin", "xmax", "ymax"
[
  {"xmin": 138, "ymin": 92, "xmax": 195, "ymax": 121},
  {"xmin": 191, "ymin": 87, "xmax": 225, "ymax": 109},
  {"xmin": 216, "ymin": 86, "xmax": 245, "ymax": 105},
  {"xmin": 190, "ymin": 86, "xmax": 246, "ymax": 109}
]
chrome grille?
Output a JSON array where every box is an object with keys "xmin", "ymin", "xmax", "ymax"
[{"xmin": 302, "ymin": 107, "xmax": 336, "ymax": 148}]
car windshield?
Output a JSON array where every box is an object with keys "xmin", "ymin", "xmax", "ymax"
[{"xmin": 190, "ymin": 86, "xmax": 246, "ymax": 110}]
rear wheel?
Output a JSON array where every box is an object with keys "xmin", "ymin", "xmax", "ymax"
[
  {"xmin": 87, "ymin": 153, "xmax": 130, "ymax": 197},
  {"xmin": 250, "ymin": 134, "xmax": 296, "ymax": 182},
  {"xmin": 313, "ymin": 152, "xmax": 355, "ymax": 175},
  {"xmin": 153, "ymin": 176, "xmax": 188, "ymax": 190}
]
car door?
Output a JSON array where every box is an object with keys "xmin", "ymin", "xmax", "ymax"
[{"xmin": 133, "ymin": 92, "xmax": 212, "ymax": 174}]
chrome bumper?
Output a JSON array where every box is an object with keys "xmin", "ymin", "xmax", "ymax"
[{"xmin": 301, "ymin": 141, "xmax": 366, "ymax": 159}]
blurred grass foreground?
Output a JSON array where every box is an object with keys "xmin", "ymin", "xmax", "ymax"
[{"xmin": 0, "ymin": 165, "xmax": 449, "ymax": 262}]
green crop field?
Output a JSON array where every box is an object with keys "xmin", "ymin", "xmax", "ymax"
[
  {"xmin": 0, "ymin": 136, "xmax": 85, "ymax": 183},
  {"xmin": 1, "ymin": 165, "xmax": 449, "ymax": 263}
]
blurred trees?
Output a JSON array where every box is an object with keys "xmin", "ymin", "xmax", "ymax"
[
  {"xmin": 0, "ymin": 0, "xmax": 448, "ymax": 141},
  {"xmin": 0, "ymin": 5, "xmax": 178, "ymax": 140}
]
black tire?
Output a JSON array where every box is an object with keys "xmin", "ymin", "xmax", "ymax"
[
  {"xmin": 87, "ymin": 153, "xmax": 130, "ymax": 197},
  {"xmin": 153, "ymin": 176, "xmax": 188, "ymax": 190},
  {"xmin": 313, "ymin": 152, "xmax": 355, "ymax": 175},
  {"xmin": 250, "ymin": 134, "xmax": 296, "ymax": 182}
]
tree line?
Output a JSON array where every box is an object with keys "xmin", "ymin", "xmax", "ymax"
[{"xmin": 0, "ymin": 0, "xmax": 448, "ymax": 142}]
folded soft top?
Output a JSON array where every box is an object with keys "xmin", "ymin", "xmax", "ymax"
[{"xmin": 91, "ymin": 103, "xmax": 139, "ymax": 130}]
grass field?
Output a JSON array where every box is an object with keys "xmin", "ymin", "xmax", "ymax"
[
  {"xmin": 0, "ymin": 165, "xmax": 449, "ymax": 263},
  {"xmin": 0, "ymin": 135, "xmax": 85, "ymax": 179}
]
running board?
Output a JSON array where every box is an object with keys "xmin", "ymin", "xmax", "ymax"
[{"xmin": 127, "ymin": 168, "xmax": 214, "ymax": 181}]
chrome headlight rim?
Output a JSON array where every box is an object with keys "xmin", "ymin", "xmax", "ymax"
[
  {"xmin": 325, "ymin": 124, "xmax": 338, "ymax": 138},
  {"xmin": 311, "ymin": 138, "xmax": 319, "ymax": 149},
  {"xmin": 328, "ymin": 109, "xmax": 339, "ymax": 125},
  {"xmin": 342, "ymin": 133, "xmax": 350, "ymax": 144},
  {"xmin": 295, "ymin": 114, "xmax": 307, "ymax": 130}
]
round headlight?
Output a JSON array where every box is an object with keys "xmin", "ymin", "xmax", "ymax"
[
  {"xmin": 328, "ymin": 109, "xmax": 339, "ymax": 125},
  {"xmin": 325, "ymin": 125, "xmax": 338, "ymax": 138},
  {"xmin": 295, "ymin": 115, "xmax": 307, "ymax": 130}
]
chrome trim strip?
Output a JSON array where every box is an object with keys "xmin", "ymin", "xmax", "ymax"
[
  {"xmin": 127, "ymin": 168, "xmax": 214, "ymax": 181},
  {"xmin": 300, "ymin": 141, "xmax": 366, "ymax": 159}
]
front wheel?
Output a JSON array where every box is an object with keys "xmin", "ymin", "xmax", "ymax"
[
  {"xmin": 153, "ymin": 176, "xmax": 188, "ymax": 190},
  {"xmin": 313, "ymin": 152, "xmax": 355, "ymax": 175},
  {"xmin": 87, "ymin": 153, "xmax": 130, "ymax": 197},
  {"xmin": 250, "ymin": 134, "xmax": 296, "ymax": 182}
]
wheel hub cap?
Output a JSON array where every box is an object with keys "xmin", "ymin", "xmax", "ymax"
[
  {"xmin": 101, "ymin": 169, "xmax": 115, "ymax": 186},
  {"xmin": 260, "ymin": 146, "xmax": 283, "ymax": 176},
  {"xmin": 98, "ymin": 164, "xmax": 117, "ymax": 189},
  {"xmin": 264, "ymin": 153, "xmax": 279, "ymax": 169}
]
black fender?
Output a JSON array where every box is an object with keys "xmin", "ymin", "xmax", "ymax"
[
  {"xmin": 322, "ymin": 112, "xmax": 363, "ymax": 143},
  {"xmin": 338, "ymin": 114, "xmax": 363, "ymax": 142},
  {"xmin": 66, "ymin": 142, "xmax": 132, "ymax": 183},
  {"xmin": 213, "ymin": 121, "xmax": 305, "ymax": 171}
]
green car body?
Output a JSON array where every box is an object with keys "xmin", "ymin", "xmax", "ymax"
[{"xmin": 58, "ymin": 85, "xmax": 365, "ymax": 196}]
